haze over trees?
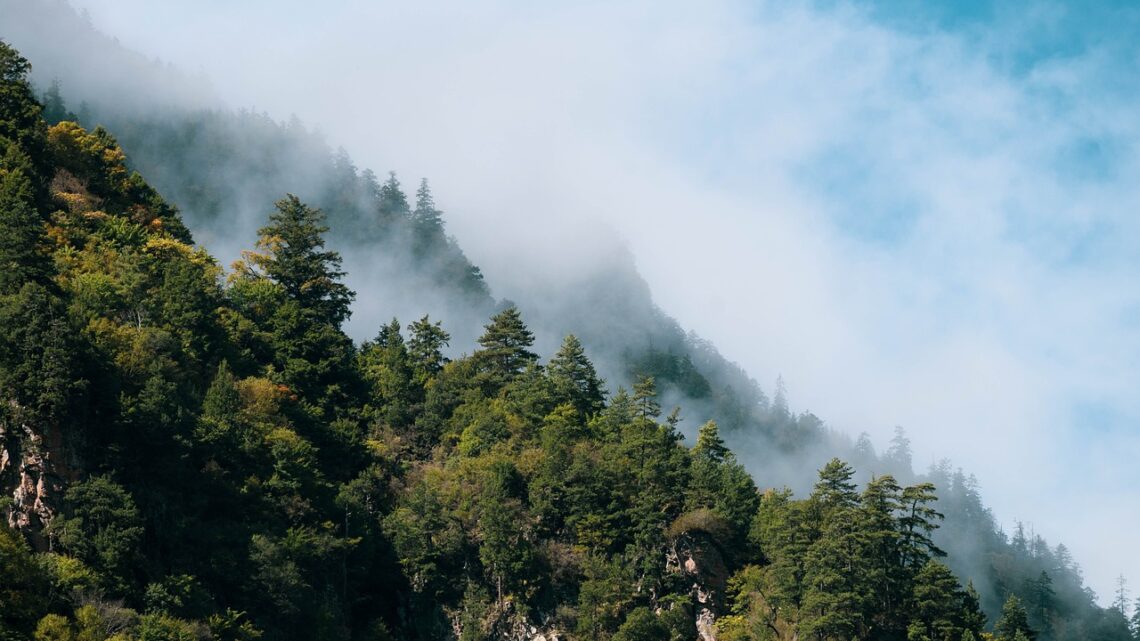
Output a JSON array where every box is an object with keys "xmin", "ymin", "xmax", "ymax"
[{"xmin": 0, "ymin": 17, "xmax": 1136, "ymax": 641}]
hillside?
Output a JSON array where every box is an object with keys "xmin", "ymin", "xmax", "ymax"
[{"xmin": 0, "ymin": 6, "xmax": 1136, "ymax": 641}]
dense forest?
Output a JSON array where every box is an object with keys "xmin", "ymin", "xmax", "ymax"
[{"xmin": 0, "ymin": 16, "xmax": 1137, "ymax": 641}]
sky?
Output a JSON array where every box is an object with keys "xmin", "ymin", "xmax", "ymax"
[{"xmin": 60, "ymin": 0, "xmax": 1140, "ymax": 605}]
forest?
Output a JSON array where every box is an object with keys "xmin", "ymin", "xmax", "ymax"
[{"xmin": 0, "ymin": 29, "xmax": 1138, "ymax": 641}]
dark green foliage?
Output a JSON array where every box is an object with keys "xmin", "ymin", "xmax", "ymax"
[
  {"xmin": 0, "ymin": 40, "xmax": 50, "ymax": 202},
  {"xmin": 49, "ymin": 476, "xmax": 144, "ymax": 595},
  {"xmin": 250, "ymin": 194, "xmax": 354, "ymax": 327},
  {"xmin": 474, "ymin": 306, "xmax": 537, "ymax": 385},
  {"xmin": 0, "ymin": 524, "xmax": 47, "ymax": 637},
  {"xmin": 612, "ymin": 607, "xmax": 669, "ymax": 641},
  {"xmin": 0, "ymin": 142, "xmax": 51, "ymax": 292},
  {"xmin": 995, "ymin": 595, "xmax": 1036, "ymax": 641},
  {"xmin": 547, "ymin": 334, "xmax": 605, "ymax": 419},
  {"xmin": 0, "ymin": 282, "xmax": 82, "ymax": 420},
  {"xmin": 407, "ymin": 314, "xmax": 450, "ymax": 385}
]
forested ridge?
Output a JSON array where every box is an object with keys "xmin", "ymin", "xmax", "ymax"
[{"xmin": 0, "ymin": 35, "xmax": 1136, "ymax": 641}]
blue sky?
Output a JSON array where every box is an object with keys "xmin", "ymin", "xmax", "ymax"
[{"xmin": 61, "ymin": 0, "xmax": 1140, "ymax": 605}]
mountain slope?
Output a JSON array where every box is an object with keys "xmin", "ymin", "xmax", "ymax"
[{"xmin": 0, "ymin": 4, "xmax": 1134, "ymax": 639}]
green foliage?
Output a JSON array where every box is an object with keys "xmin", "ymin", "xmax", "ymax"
[
  {"xmin": 49, "ymin": 477, "xmax": 144, "ymax": 595},
  {"xmin": 995, "ymin": 595, "xmax": 1035, "ymax": 641},
  {"xmin": 547, "ymin": 334, "xmax": 605, "ymax": 419},
  {"xmin": 0, "ymin": 525, "xmax": 47, "ymax": 636},
  {"xmin": 241, "ymin": 194, "xmax": 353, "ymax": 327},
  {"xmin": 612, "ymin": 607, "xmax": 669, "ymax": 641},
  {"xmin": 474, "ymin": 306, "xmax": 537, "ymax": 385},
  {"xmin": 0, "ymin": 141, "xmax": 51, "ymax": 292}
]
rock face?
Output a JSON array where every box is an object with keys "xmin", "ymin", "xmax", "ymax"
[
  {"xmin": 446, "ymin": 598, "xmax": 564, "ymax": 641},
  {"xmin": 0, "ymin": 407, "xmax": 78, "ymax": 550},
  {"xmin": 668, "ymin": 530, "xmax": 731, "ymax": 641}
]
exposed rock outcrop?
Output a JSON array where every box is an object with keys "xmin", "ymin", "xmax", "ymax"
[
  {"xmin": 1, "ymin": 405, "xmax": 79, "ymax": 550},
  {"xmin": 667, "ymin": 526, "xmax": 732, "ymax": 641}
]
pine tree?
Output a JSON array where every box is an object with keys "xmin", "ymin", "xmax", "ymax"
[
  {"xmin": 412, "ymin": 178, "xmax": 443, "ymax": 231},
  {"xmin": 242, "ymin": 194, "xmax": 354, "ymax": 327},
  {"xmin": 910, "ymin": 560, "xmax": 964, "ymax": 641},
  {"xmin": 407, "ymin": 314, "xmax": 450, "ymax": 385},
  {"xmin": 547, "ymin": 334, "xmax": 605, "ymax": 419},
  {"xmin": 0, "ymin": 40, "xmax": 50, "ymax": 202},
  {"xmin": 994, "ymin": 595, "xmax": 1035, "ymax": 641},
  {"xmin": 377, "ymin": 171, "xmax": 409, "ymax": 222},
  {"xmin": 475, "ymin": 306, "xmax": 537, "ymax": 383},
  {"xmin": 693, "ymin": 420, "xmax": 730, "ymax": 464},
  {"xmin": 812, "ymin": 458, "xmax": 859, "ymax": 514},
  {"xmin": 898, "ymin": 482, "xmax": 945, "ymax": 568},
  {"xmin": 886, "ymin": 425, "xmax": 913, "ymax": 474},
  {"xmin": 0, "ymin": 142, "xmax": 51, "ymax": 293},
  {"xmin": 631, "ymin": 375, "xmax": 661, "ymax": 420},
  {"xmin": 359, "ymin": 318, "xmax": 416, "ymax": 427}
]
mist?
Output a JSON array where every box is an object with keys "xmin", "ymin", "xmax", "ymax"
[{"xmin": 3, "ymin": 0, "xmax": 1139, "ymax": 608}]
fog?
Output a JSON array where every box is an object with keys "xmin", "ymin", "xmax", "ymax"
[{"xmin": 4, "ymin": 0, "xmax": 1139, "ymax": 606}]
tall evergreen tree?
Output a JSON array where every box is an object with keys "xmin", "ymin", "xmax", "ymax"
[
  {"xmin": 412, "ymin": 178, "xmax": 443, "ymax": 231},
  {"xmin": 241, "ymin": 194, "xmax": 354, "ymax": 327},
  {"xmin": 407, "ymin": 314, "xmax": 450, "ymax": 385},
  {"xmin": 994, "ymin": 595, "xmax": 1036, "ymax": 641},
  {"xmin": 0, "ymin": 143, "xmax": 51, "ymax": 292},
  {"xmin": 547, "ymin": 334, "xmax": 605, "ymax": 419},
  {"xmin": 377, "ymin": 171, "xmax": 410, "ymax": 222},
  {"xmin": 0, "ymin": 40, "xmax": 50, "ymax": 202},
  {"xmin": 475, "ymin": 306, "xmax": 537, "ymax": 383}
]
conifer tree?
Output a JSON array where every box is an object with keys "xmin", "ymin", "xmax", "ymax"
[
  {"xmin": 631, "ymin": 375, "xmax": 661, "ymax": 420},
  {"xmin": 242, "ymin": 194, "xmax": 354, "ymax": 327},
  {"xmin": 0, "ymin": 143, "xmax": 51, "ymax": 292},
  {"xmin": 547, "ymin": 334, "xmax": 605, "ymax": 419},
  {"xmin": 412, "ymin": 178, "xmax": 443, "ymax": 231},
  {"xmin": 812, "ymin": 458, "xmax": 859, "ymax": 514},
  {"xmin": 377, "ymin": 171, "xmax": 409, "ymax": 222},
  {"xmin": 0, "ymin": 40, "xmax": 50, "ymax": 201},
  {"xmin": 475, "ymin": 306, "xmax": 537, "ymax": 382},
  {"xmin": 407, "ymin": 314, "xmax": 450, "ymax": 385},
  {"xmin": 694, "ymin": 420, "xmax": 730, "ymax": 463},
  {"xmin": 994, "ymin": 595, "xmax": 1035, "ymax": 641}
]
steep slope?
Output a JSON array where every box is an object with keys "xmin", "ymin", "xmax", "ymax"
[
  {"xmin": 0, "ymin": 42, "xmax": 993, "ymax": 641},
  {"xmin": 1, "ymin": 4, "xmax": 1134, "ymax": 638}
]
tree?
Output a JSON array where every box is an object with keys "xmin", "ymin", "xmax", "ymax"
[
  {"xmin": 910, "ymin": 561, "xmax": 964, "ymax": 641},
  {"xmin": 1131, "ymin": 596, "xmax": 1140, "ymax": 640},
  {"xmin": 994, "ymin": 595, "xmax": 1035, "ymax": 641},
  {"xmin": 0, "ymin": 142, "xmax": 51, "ymax": 292},
  {"xmin": 239, "ymin": 194, "xmax": 354, "ymax": 327},
  {"xmin": 546, "ymin": 334, "xmax": 605, "ymax": 419},
  {"xmin": 377, "ymin": 171, "xmax": 409, "ymax": 223},
  {"xmin": 233, "ymin": 195, "xmax": 358, "ymax": 416},
  {"xmin": 0, "ymin": 40, "xmax": 50, "ymax": 201},
  {"xmin": 898, "ymin": 482, "xmax": 945, "ymax": 568},
  {"xmin": 412, "ymin": 178, "xmax": 442, "ymax": 229},
  {"xmin": 49, "ymin": 476, "xmax": 144, "ymax": 595},
  {"xmin": 886, "ymin": 426, "xmax": 913, "ymax": 474},
  {"xmin": 477, "ymin": 460, "xmax": 533, "ymax": 604},
  {"xmin": 474, "ymin": 306, "xmax": 537, "ymax": 384},
  {"xmin": 407, "ymin": 315, "xmax": 450, "ymax": 385},
  {"xmin": 631, "ymin": 376, "xmax": 661, "ymax": 420},
  {"xmin": 812, "ymin": 458, "xmax": 859, "ymax": 514},
  {"xmin": 359, "ymin": 318, "xmax": 415, "ymax": 427},
  {"xmin": 612, "ymin": 607, "xmax": 668, "ymax": 641},
  {"xmin": 0, "ymin": 282, "xmax": 81, "ymax": 421},
  {"xmin": 0, "ymin": 525, "xmax": 47, "ymax": 637},
  {"xmin": 694, "ymin": 420, "xmax": 730, "ymax": 464}
]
